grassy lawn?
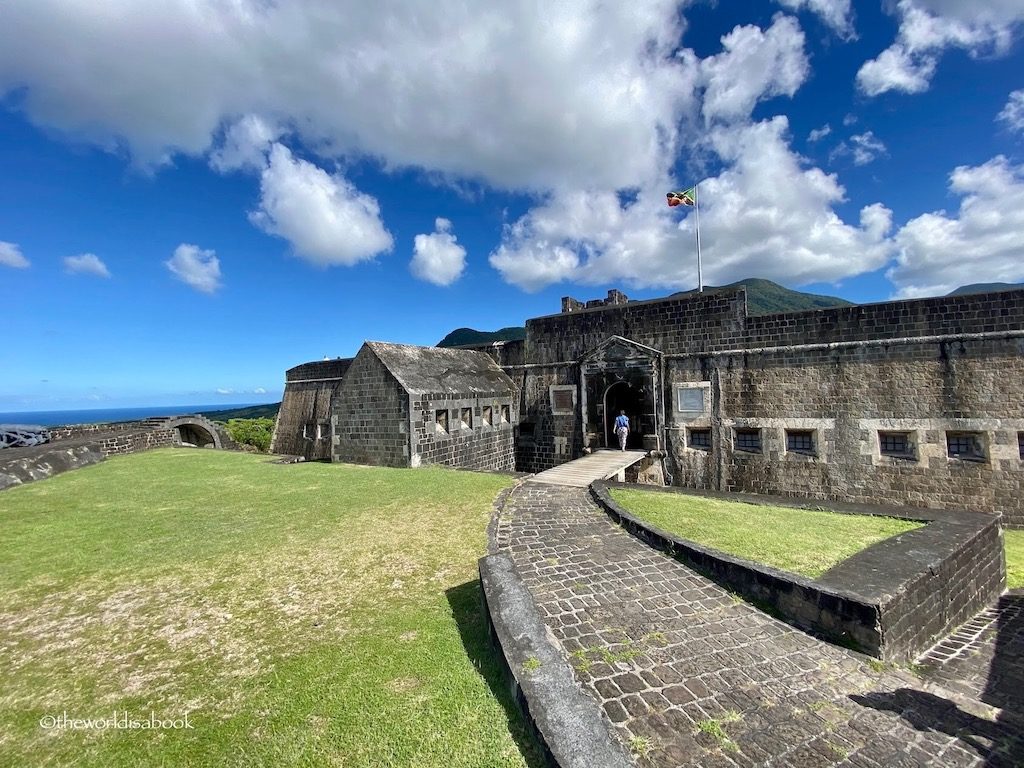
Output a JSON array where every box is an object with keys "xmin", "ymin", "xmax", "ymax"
[
  {"xmin": 1006, "ymin": 530, "xmax": 1024, "ymax": 589},
  {"xmin": 609, "ymin": 489, "xmax": 923, "ymax": 579},
  {"xmin": 0, "ymin": 449, "xmax": 542, "ymax": 768}
]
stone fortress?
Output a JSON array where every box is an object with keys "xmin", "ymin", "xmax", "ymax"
[{"xmin": 273, "ymin": 285, "xmax": 1024, "ymax": 527}]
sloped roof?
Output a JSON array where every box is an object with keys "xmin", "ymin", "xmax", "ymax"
[{"xmin": 365, "ymin": 341, "xmax": 515, "ymax": 396}]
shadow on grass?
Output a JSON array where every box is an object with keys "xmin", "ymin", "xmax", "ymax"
[{"xmin": 445, "ymin": 580, "xmax": 548, "ymax": 768}]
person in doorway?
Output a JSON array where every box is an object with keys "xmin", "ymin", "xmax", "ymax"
[{"xmin": 614, "ymin": 410, "xmax": 630, "ymax": 450}]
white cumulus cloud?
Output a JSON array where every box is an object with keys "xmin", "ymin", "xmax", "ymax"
[
  {"xmin": 698, "ymin": 15, "xmax": 809, "ymax": 125},
  {"xmin": 808, "ymin": 124, "xmax": 832, "ymax": 142},
  {"xmin": 0, "ymin": 241, "xmax": 29, "ymax": 268},
  {"xmin": 857, "ymin": 1, "xmax": 1022, "ymax": 97},
  {"xmin": 0, "ymin": 0, "xmax": 698, "ymax": 191},
  {"xmin": 410, "ymin": 218, "xmax": 467, "ymax": 286},
  {"xmin": 775, "ymin": 0, "xmax": 854, "ymax": 39},
  {"xmin": 166, "ymin": 243, "xmax": 222, "ymax": 294},
  {"xmin": 210, "ymin": 114, "xmax": 282, "ymax": 173},
  {"xmin": 250, "ymin": 143, "xmax": 393, "ymax": 267},
  {"xmin": 998, "ymin": 89, "xmax": 1024, "ymax": 133},
  {"xmin": 253, "ymin": 387, "xmax": 266, "ymax": 394},
  {"xmin": 490, "ymin": 117, "xmax": 894, "ymax": 292},
  {"xmin": 888, "ymin": 155, "xmax": 1024, "ymax": 297},
  {"xmin": 63, "ymin": 252, "xmax": 111, "ymax": 277},
  {"xmin": 830, "ymin": 131, "xmax": 888, "ymax": 166}
]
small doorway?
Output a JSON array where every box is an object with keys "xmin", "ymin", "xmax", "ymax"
[{"xmin": 604, "ymin": 381, "xmax": 645, "ymax": 449}]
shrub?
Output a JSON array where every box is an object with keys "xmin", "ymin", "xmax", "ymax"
[{"xmin": 226, "ymin": 418, "xmax": 275, "ymax": 453}]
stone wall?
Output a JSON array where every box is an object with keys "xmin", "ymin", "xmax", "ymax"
[
  {"xmin": 49, "ymin": 421, "xmax": 148, "ymax": 441},
  {"xmin": 96, "ymin": 429, "xmax": 177, "ymax": 456},
  {"xmin": 411, "ymin": 394, "xmax": 516, "ymax": 471},
  {"xmin": 665, "ymin": 336, "xmax": 1024, "ymax": 526},
  {"xmin": 331, "ymin": 350, "xmax": 409, "ymax": 467},
  {"xmin": 506, "ymin": 288, "xmax": 1024, "ymax": 524},
  {"xmin": 272, "ymin": 358, "xmax": 352, "ymax": 459}
]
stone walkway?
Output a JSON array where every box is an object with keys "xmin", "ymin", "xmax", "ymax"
[{"xmin": 495, "ymin": 481, "xmax": 1024, "ymax": 767}]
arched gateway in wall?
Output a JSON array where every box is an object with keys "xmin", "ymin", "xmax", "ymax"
[{"xmin": 579, "ymin": 336, "xmax": 663, "ymax": 451}]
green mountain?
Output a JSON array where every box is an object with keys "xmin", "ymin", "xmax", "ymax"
[
  {"xmin": 947, "ymin": 282, "xmax": 1023, "ymax": 297},
  {"xmin": 198, "ymin": 403, "xmax": 280, "ymax": 421},
  {"xmin": 437, "ymin": 326, "xmax": 527, "ymax": 347},
  {"xmin": 673, "ymin": 277, "xmax": 853, "ymax": 315}
]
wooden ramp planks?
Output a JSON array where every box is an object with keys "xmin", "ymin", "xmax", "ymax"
[{"xmin": 528, "ymin": 449, "xmax": 647, "ymax": 488}]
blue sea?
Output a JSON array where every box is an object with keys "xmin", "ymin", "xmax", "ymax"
[{"xmin": 0, "ymin": 403, "xmax": 276, "ymax": 427}]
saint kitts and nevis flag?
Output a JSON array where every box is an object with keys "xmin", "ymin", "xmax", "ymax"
[{"xmin": 666, "ymin": 187, "xmax": 695, "ymax": 206}]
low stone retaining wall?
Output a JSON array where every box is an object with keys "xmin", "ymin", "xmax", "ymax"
[
  {"xmin": 591, "ymin": 482, "xmax": 1005, "ymax": 663},
  {"xmin": 0, "ymin": 443, "xmax": 106, "ymax": 491},
  {"xmin": 96, "ymin": 429, "xmax": 176, "ymax": 456},
  {"xmin": 479, "ymin": 553, "xmax": 633, "ymax": 768},
  {"xmin": 48, "ymin": 421, "xmax": 148, "ymax": 441}
]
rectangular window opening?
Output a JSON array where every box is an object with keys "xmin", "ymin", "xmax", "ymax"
[
  {"xmin": 435, "ymin": 409, "xmax": 449, "ymax": 434},
  {"xmin": 687, "ymin": 427, "xmax": 711, "ymax": 451},
  {"xmin": 482, "ymin": 406, "xmax": 492, "ymax": 427},
  {"xmin": 879, "ymin": 431, "xmax": 914, "ymax": 459},
  {"xmin": 785, "ymin": 429, "xmax": 815, "ymax": 455},
  {"xmin": 734, "ymin": 428, "xmax": 762, "ymax": 454},
  {"xmin": 317, "ymin": 422, "xmax": 330, "ymax": 440},
  {"xmin": 500, "ymin": 404, "xmax": 510, "ymax": 424},
  {"xmin": 461, "ymin": 408, "xmax": 473, "ymax": 429},
  {"xmin": 946, "ymin": 431, "xmax": 985, "ymax": 462},
  {"xmin": 303, "ymin": 423, "xmax": 315, "ymax": 440},
  {"xmin": 1019, "ymin": 431, "xmax": 1024, "ymax": 460}
]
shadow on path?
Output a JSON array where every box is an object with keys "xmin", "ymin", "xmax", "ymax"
[{"xmin": 445, "ymin": 579, "xmax": 548, "ymax": 768}]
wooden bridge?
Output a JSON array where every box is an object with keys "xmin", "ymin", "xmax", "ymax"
[{"xmin": 527, "ymin": 449, "xmax": 647, "ymax": 488}]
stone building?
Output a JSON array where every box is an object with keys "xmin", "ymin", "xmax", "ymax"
[
  {"xmin": 276, "ymin": 342, "xmax": 517, "ymax": 470},
  {"xmin": 274, "ymin": 286, "xmax": 1024, "ymax": 526},
  {"xmin": 465, "ymin": 287, "xmax": 1024, "ymax": 527},
  {"xmin": 271, "ymin": 358, "xmax": 353, "ymax": 460}
]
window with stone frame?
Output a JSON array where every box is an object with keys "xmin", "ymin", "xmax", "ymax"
[
  {"xmin": 435, "ymin": 409, "xmax": 449, "ymax": 434},
  {"xmin": 317, "ymin": 422, "xmax": 331, "ymax": 440},
  {"xmin": 946, "ymin": 431, "xmax": 985, "ymax": 461},
  {"xmin": 687, "ymin": 427, "xmax": 711, "ymax": 451},
  {"xmin": 461, "ymin": 407, "xmax": 473, "ymax": 429},
  {"xmin": 303, "ymin": 423, "xmax": 316, "ymax": 439},
  {"xmin": 734, "ymin": 428, "xmax": 762, "ymax": 453},
  {"xmin": 879, "ymin": 431, "xmax": 915, "ymax": 459},
  {"xmin": 500, "ymin": 404, "xmax": 510, "ymax": 424},
  {"xmin": 482, "ymin": 406, "xmax": 492, "ymax": 427},
  {"xmin": 785, "ymin": 429, "xmax": 816, "ymax": 455}
]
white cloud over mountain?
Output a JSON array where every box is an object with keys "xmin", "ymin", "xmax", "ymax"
[
  {"xmin": 491, "ymin": 118, "xmax": 894, "ymax": 292},
  {"xmin": 888, "ymin": 156, "xmax": 1024, "ymax": 297},
  {"xmin": 410, "ymin": 218, "xmax": 467, "ymax": 286},
  {"xmin": 857, "ymin": 1, "xmax": 1023, "ymax": 96},
  {"xmin": 165, "ymin": 243, "xmax": 221, "ymax": 294},
  {"xmin": 63, "ymin": 253, "xmax": 111, "ymax": 277}
]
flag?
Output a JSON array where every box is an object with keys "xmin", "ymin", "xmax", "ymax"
[{"xmin": 666, "ymin": 188, "xmax": 695, "ymax": 207}]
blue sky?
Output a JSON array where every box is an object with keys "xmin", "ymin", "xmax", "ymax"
[{"xmin": 1, "ymin": 0, "xmax": 1023, "ymax": 411}]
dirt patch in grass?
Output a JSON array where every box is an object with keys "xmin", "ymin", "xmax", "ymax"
[{"xmin": 609, "ymin": 488, "xmax": 923, "ymax": 579}]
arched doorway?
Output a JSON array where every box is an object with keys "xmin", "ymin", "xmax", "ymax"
[
  {"xmin": 177, "ymin": 423, "xmax": 216, "ymax": 447},
  {"xmin": 604, "ymin": 381, "xmax": 646, "ymax": 449}
]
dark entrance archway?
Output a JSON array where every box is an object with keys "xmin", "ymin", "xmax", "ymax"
[
  {"xmin": 177, "ymin": 423, "xmax": 216, "ymax": 447},
  {"xmin": 579, "ymin": 336, "xmax": 663, "ymax": 452},
  {"xmin": 604, "ymin": 381, "xmax": 646, "ymax": 449}
]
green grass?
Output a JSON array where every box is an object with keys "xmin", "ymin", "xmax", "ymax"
[
  {"xmin": 0, "ymin": 449, "xmax": 541, "ymax": 768},
  {"xmin": 609, "ymin": 489, "xmax": 923, "ymax": 579},
  {"xmin": 1006, "ymin": 530, "xmax": 1024, "ymax": 589}
]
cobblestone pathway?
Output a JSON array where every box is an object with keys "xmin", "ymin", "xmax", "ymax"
[{"xmin": 495, "ymin": 482, "xmax": 1024, "ymax": 767}]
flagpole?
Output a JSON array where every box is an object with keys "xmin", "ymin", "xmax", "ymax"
[{"xmin": 695, "ymin": 183, "xmax": 703, "ymax": 292}]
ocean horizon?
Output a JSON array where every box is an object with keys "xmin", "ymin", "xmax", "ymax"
[{"xmin": 0, "ymin": 403, "xmax": 279, "ymax": 427}]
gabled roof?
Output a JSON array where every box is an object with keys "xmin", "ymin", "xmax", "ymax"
[
  {"xmin": 579, "ymin": 335, "xmax": 661, "ymax": 363},
  {"xmin": 365, "ymin": 341, "xmax": 515, "ymax": 396}
]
